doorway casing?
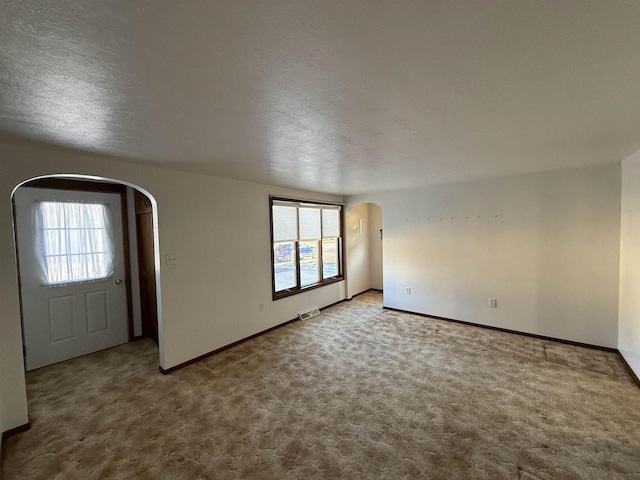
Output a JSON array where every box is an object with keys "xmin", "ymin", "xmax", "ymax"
[{"xmin": 10, "ymin": 174, "xmax": 164, "ymax": 370}]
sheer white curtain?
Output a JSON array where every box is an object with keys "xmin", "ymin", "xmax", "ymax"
[{"xmin": 34, "ymin": 201, "xmax": 115, "ymax": 285}]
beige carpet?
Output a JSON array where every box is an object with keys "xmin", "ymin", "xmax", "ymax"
[{"xmin": 3, "ymin": 291, "xmax": 640, "ymax": 480}]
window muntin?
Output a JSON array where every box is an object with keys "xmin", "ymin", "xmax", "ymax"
[
  {"xmin": 271, "ymin": 198, "xmax": 343, "ymax": 299},
  {"xmin": 37, "ymin": 201, "xmax": 115, "ymax": 285}
]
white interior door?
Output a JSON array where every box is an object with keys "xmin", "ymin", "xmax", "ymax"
[{"xmin": 14, "ymin": 187, "xmax": 129, "ymax": 371}]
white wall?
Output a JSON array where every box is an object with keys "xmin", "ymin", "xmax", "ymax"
[
  {"xmin": 0, "ymin": 172, "xmax": 28, "ymax": 436},
  {"xmin": 0, "ymin": 142, "xmax": 345, "ymax": 433},
  {"xmin": 619, "ymin": 149, "xmax": 640, "ymax": 378},
  {"xmin": 0, "ymin": 333, "xmax": 7, "ymax": 456},
  {"xmin": 346, "ymin": 203, "xmax": 370, "ymax": 297},
  {"xmin": 349, "ymin": 163, "xmax": 621, "ymax": 348},
  {"xmin": 0, "ymin": 392, "xmax": 3, "ymax": 455},
  {"xmin": 368, "ymin": 204, "xmax": 383, "ymax": 291}
]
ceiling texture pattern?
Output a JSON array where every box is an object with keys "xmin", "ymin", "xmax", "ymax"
[{"xmin": 1, "ymin": 1, "xmax": 640, "ymax": 194}]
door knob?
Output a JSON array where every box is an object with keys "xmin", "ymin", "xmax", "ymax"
[{"xmin": 115, "ymin": 278, "xmax": 122, "ymax": 285}]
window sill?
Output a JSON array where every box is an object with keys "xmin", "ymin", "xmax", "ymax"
[{"xmin": 273, "ymin": 276, "xmax": 344, "ymax": 301}]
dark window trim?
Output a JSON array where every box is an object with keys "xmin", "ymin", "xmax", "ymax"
[{"xmin": 270, "ymin": 196, "xmax": 345, "ymax": 301}]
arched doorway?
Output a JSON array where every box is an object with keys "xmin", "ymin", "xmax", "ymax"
[
  {"xmin": 11, "ymin": 174, "xmax": 163, "ymax": 371},
  {"xmin": 346, "ymin": 202, "xmax": 383, "ymax": 298}
]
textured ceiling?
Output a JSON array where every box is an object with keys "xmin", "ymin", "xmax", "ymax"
[{"xmin": 1, "ymin": 1, "xmax": 640, "ymax": 195}]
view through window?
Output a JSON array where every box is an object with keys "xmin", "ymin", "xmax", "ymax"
[{"xmin": 271, "ymin": 198, "xmax": 343, "ymax": 299}]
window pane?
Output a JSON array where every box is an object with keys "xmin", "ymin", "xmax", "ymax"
[
  {"xmin": 92, "ymin": 229, "xmax": 106, "ymax": 253},
  {"xmin": 274, "ymin": 241, "xmax": 295, "ymax": 263},
  {"xmin": 69, "ymin": 254, "xmax": 85, "ymax": 279},
  {"xmin": 46, "ymin": 255, "xmax": 65, "ymax": 282},
  {"xmin": 66, "ymin": 203, "xmax": 82, "ymax": 228},
  {"xmin": 44, "ymin": 229, "xmax": 66, "ymax": 255},
  {"xmin": 300, "ymin": 241, "xmax": 319, "ymax": 287},
  {"xmin": 322, "ymin": 209, "xmax": 340, "ymax": 237},
  {"xmin": 67, "ymin": 229, "xmax": 84, "ymax": 254},
  {"xmin": 299, "ymin": 207, "xmax": 321, "ymax": 240},
  {"xmin": 39, "ymin": 201, "xmax": 114, "ymax": 285},
  {"xmin": 273, "ymin": 206, "xmax": 298, "ymax": 242},
  {"xmin": 274, "ymin": 242, "xmax": 297, "ymax": 292},
  {"xmin": 322, "ymin": 238, "xmax": 339, "ymax": 279}
]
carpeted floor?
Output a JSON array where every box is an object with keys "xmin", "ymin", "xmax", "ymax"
[{"xmin": 3, "ymin": 291, "xmax": 640, "ymax": 480}]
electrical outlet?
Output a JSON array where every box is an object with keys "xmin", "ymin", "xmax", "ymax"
[
  {"xmin": 166, "ymin": 254, "xmax": 178, "ymax": 265},
  {"xmin": 404, "ymin": 287, "xmax": 411, "ymax": 295},
  {"xmin": 259, "ymin": 304, "xmax": 264, "ymax": 312},
  {"xmin": 489, "ymin": 298, "xmax": 497, "ymax": 308}
]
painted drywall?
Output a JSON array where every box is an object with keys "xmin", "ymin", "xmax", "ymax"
[
  {"xmin": 126, "ymin": 187, "xmax": 143, "ymax": 337},
  {"xmin": 619, "ymin": 149, "xmax": 640, "ymax": 378},
  {"xmin": 345, "ymin": 203, "xmax": 370, "ymax": 297},
  {"xmin": 346, "ymin": 202, "xmax": 383, "ymax": 297},
  {"xmin": 349, "ymin": 164, "xmax": 621, "ymax": 348},
  {"xmin": 0, "ymin": 193, "xmax": 28, "ymax": 436},
  {"xmin": 0, "ymin": 142, "xmax": 345, "ymax": 433},
  {"xmin": 368, "ymin": 204, "xmax": 383, "ymax": 291},
  {"xmin": 0, "ymin": 341, "xmax": 6, "ymax": 456}
]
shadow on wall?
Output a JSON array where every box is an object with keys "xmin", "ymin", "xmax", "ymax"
[{"xmin": 346, "ymin": 202, "xmax": 382, "ymax": 298}]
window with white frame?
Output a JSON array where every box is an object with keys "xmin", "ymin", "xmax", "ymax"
[
  {"xmin": 271, "ymin": 197, "xmax": 343, "ymax": 299},
  {"xmin": 36, "ymin": 201, "xmax": 115, "ymax": 285}
]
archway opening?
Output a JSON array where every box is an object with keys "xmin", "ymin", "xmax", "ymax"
[
  {"xmin": 11, "ymin": 174, "xmax": 163, "ymax": 372},
  {"xmin": 346, "ymin": 202, "xmax": 383, "ymax": 299}
]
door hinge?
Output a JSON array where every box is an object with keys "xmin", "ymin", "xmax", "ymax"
[{"xmin": 23, "ymin": 344, "xmax": 27, "ymax": 358}]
